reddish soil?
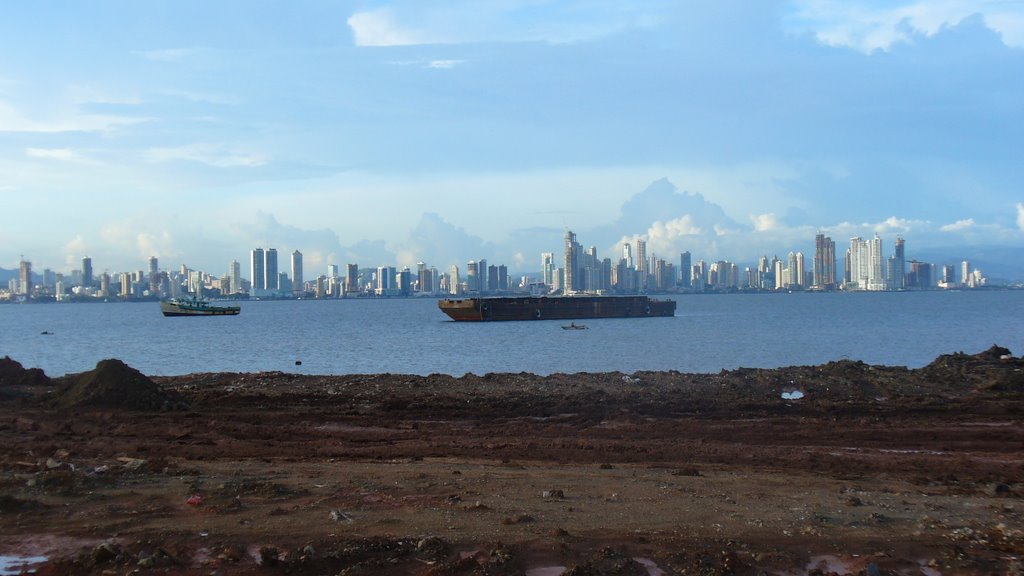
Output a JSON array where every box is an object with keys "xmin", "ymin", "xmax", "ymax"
[{"xmin": 0, "ymin": 347, "xmax": 1022, "ymax": 575}]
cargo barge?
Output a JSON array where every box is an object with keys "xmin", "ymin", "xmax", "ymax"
[{"xmin": 438, "ymin": 295, "xmax": 675, "ymax": 322}]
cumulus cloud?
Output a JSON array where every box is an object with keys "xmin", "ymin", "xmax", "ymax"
[
  {"xmin": 62, "ymin": 235, "xmax": 89, "ymax": 269},
  {"xmin": 787, "ymin": 0, "xmax": 1024, "ymax": 52},
  {"xmin": 940, "ymin": 218, "xmax": 976, "ymax": 232},
  {"xmin": 347, "ymin": 8, "xmax": 426, "ymax": 47},
  {"xmin": 750, "ymin": 213, "xmax": 782, "ymax": 232},
  {"xmin": 1018, "ymin": 203, "xmax": 1024, "ymax": 231}
]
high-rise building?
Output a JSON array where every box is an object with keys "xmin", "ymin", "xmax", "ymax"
[
  {"xmin": 564, "ymin": 230, "xmax": 578, "ymax": 293},
  {"xmin": 679, "ymin": 251, "xmax": 691, "ymax": 289},
  {"xmin": 449, "ymin": 264, "xmax": 460, "ymax": 295},
  {"xmin": 345, "ymin": 264, "xmax": 359, "ymax": 294},
  {"xmin": 466, "ymin": 260, "xmax": 479, "ymax": 292},
  {"xmin": 868, "ymin": 234, "xmax": 885, "ymax": 291},
  {"xmin": 148, "ymin": 256, "xmax": 159, "ymax": 293},
  {"xmin": 541, "ymin": 252, "xmax": 554, "ymax": 287},
  {"xmin": 264, "ymin": 248, "xmax": 279, "ymax": 292},
  {"xmin": 18, "ymin": 259, "xmax": 31, "ymax": 296},
  {"xmin": 82, "ymin": 256, "xmax": 93, "ymax": 287},
  {"xmin": 636, "ymin": 239, "xmax": 647, "ymax": 290},
  {"xmin": 250, "ymin": 248, "xmax": 265, "ymax": 295},
  {"xmin": 291, "ymin": 250, "xmax": 303, "ymax": 295},
  {"xmin": 229, "ymin": 260, "xmax": 241, "ymax": 294},
  {"xmin": 893, "ymin": 235, "xmax": 906, "ymax": 290},
  {"xmin": 813, "ymin": 234, "xmax": 836, "ymax": 290}
]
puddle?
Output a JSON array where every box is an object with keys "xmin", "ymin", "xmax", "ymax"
[
  {"xmin": 635, "ymin": 556, "xmax": 666, "ymax": 575},
  {"xmin": 781, "ymin": 390, "xmax": 805, "ymax": 400},
  {"xmin": 525, "ymin": 567, "xmax": 566, "ymax": 576},
  {"xmin": 0, "ymin": 555, "xmax": 48, "ymax": 575}
]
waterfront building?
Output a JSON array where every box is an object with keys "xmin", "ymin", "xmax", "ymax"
[
  {"xmin": 961, "ymin": 261, "xmax": 971, "ymax": 287},
  {"xmin": 291, "ymin": 251, "xmax": 303, "ymax": 295},
  {"xmin": 449, "ymin": 265, "xmax": 460, "ymax": 295},
  {"xmin": 564, "ymin": 230, "xmax": 578, "ymax": 293},
  {"xmin": 345, "ymin": 264, "xmax": 358, "ymax": 294},
  {"xmin": 466, "ymin": 260, "xmax": 479, "ymax": 292},
  {"xmin": 541, "ymin": 252, "xmax": 554, "ymax": 288},
  {"xmin": 250, "ymin": 249, "xmax": 265, "ymax": 296},
  {"xmin": 82, "ymin": 256, "xmax": 93, "ymax": 287},
  {"xmin": 636, "ymin": 239, "xmax": 647, "ymax": 290},
  {"xmin": 679, "ymin": 251, "xmax": 691, "ymax": 289},
  {"xmin": 18, "ymin": 259, "xmax": 31, "ymax": 296},
  {"xmin": 229, "ymin": 260, "xmax": 241, "ymax": 294},
  {"xmin": 813, "ymin": 234, "xmax": 836, "ymax": 290},
  {"xmin": 264, "ymin": 248, "xmax": 279, "ymax": 293},
  {"xmin": 148, "ymin": 256, "xmax": 159, "ymax": 294},
  {"xmin": 893, "ymin": 235, "xmax": 906, "ymax": 290}
]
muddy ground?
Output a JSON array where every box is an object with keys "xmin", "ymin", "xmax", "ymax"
[{"xmin": 0, "ymin": 346, "xmax": 1022, "ymax": 575}]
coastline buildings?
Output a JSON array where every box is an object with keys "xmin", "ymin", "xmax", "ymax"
[{"xmin": 1, "ymin": 227, "xmax": 999, "ymax": 303}]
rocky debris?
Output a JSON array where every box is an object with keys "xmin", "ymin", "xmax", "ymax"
[
  {"xmin": 0, "ymin": 357, "xmax": 50, "ymax": 400},
  {"xmin": 46, "ymin": 358, "xmax": 188, "ymax": 410},
  {"xmin": 563, "ymin": 547, "xmax": 651, "ymax": 575}
]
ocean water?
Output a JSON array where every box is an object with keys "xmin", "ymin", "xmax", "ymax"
[{"xmin": 1, "ymin": 290, "xmax": 1022, "ymax": 377}]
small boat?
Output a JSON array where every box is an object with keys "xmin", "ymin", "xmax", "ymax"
[
  {"xmin": 160, "ymin": 296, "xmax": 240, "ymax": 317},
  {"xmin": 562, "ymin": 322, "xmax": 588, "ymax": 330}
]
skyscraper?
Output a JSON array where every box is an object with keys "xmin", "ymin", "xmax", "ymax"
[
  {"xmin": 893, "ymin": 235, "xmax": 906, "ymax": 290},
  {"xmin": 541, "ymin": 252, "xmax": 554, "ymax": 287},
  {"xmin": 564, "ymin": 230, "xmax": 578, "ymax": 293},
  {"xmin": 291, "ymin": 250, "xmax": 303, "ymax": 295},
  {"xmin": 264, "ymin": 248, "xmax": 279, "ymax": 292},
  {"xmin": 82, "ymin": 256, "xmax": 93, "ymax": 287},
  {"xmin": 250, "ymin": 248, "xmax": 265, "ymax": 295},
  {"xmin": 813, "ymin": 233, "xmax": 836, "ymax": 290},
  {"xmin": 148, "ymin": 256, "xmax": 159, "ymax": 294},
  {"xmin": 636, "ymin": 239, "xmax": 647, "ymax": 290},
  {"xmin": 18, "ymin": 259, "xmax": 31, "ymax": 296},
  {"xmin": 229, "ymin": 260, "xmax": 241, "ymax": 294},
  {"xmin": 345, "ymin": 264, "xmax": 359, "ymax": 294},
  {"xmin": 679, "ymin": 251, "xmax": 691, "ymax": 289}
]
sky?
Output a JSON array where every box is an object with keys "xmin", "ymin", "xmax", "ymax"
[{"xmin": 1, "ymin": 0, "xmax": 1022, "ymax": 278}]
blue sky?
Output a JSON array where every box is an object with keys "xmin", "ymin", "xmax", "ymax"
[{"xmin": 1, "ymin": 0, "xmax": 1022, "ymax": 277}]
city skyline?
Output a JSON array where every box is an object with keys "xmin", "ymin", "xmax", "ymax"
[
  {"xmin": 1, "ymin": 3, "xmax": 1023, "ymax": 276},
  {"xmin": 3, "ymin": 224, "xmax": 998, "ymax": 303}
]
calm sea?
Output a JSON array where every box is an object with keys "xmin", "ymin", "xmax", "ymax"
[{"xmin": 1, "ymin": 291, "xmax": 1022, "ymax": 377}]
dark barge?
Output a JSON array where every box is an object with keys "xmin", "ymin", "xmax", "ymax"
[{"xmin": 438, "ymin": 295, "xmax": 676, "ymax": 322}]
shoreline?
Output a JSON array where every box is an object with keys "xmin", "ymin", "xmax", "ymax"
[{"xmin": 0, "ymin": 348, "xmax": 1022, "ymax": 574}]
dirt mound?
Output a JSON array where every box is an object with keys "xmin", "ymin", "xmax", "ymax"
[
  {"xmin": 48, "ymin": 359, "xmax": 188, "ymax": 411},
  {"xmin": 0, "ymin": 356, "xmax": 50, "ymax": 387}
]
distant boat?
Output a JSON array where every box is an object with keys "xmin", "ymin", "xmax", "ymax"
[
  {"xmin": 160, "ymin": 297, "xmax": 240, "ymax": 317},
  {"xmin": 562, "ymin": 322, "xmax": 588, "ymax": 330}
]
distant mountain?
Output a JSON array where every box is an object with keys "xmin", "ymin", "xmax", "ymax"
[{"xmin": 912, "ymin": 246, "xmax": 1024, "ymax": 284}]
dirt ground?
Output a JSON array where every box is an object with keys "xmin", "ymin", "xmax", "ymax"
[{"xmin": 0, "ymin": 346, "xmax": 1022, "ymax": 575}]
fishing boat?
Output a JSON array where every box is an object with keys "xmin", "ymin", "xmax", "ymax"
[
  {"xmin": 160, "ymin": 296, "xmax": 240, "ymax": 317},
  {"xmin": 562, "ymin": 322, "xmax": 588, "ymax": 330}
]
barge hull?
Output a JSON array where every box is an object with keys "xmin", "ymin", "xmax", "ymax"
[{"xmin": 438, "ymin": 296, "xmax": 675, "ymax": 322}]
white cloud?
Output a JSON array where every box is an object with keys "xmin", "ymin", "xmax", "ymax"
[
  {"xmin": 133, "ymin": 48, "xmax": 198, "ymax": 62},
  {"xmin": 26, "ymin": 148, "xmax": 86, "ymax": 163},
  {"xmin": 0, "ymin": 99, "xmax": 145, "ymax": 133},
  {"xmin": 940, "ymin": 218, "xmax": 976, "ymax": 232},
  {"xmin": 347, "ymin": 2, "xmax": 668, "ymax": 47},
  {"xmin": 787, "ymin": 0, "xmax": 1024, "ymax": 52},
  {"xmin": 428, "ymin": 59, "xmax": 465, "ymax": 69},
  {"xmin": 348, "ymin": 9, "xmax": 425, "ymax": 47},
  {"xmin": 1017, "ymin": 203, "xmax": 1024, "ymax": 231},
  {"xmin": 143, "ymin": 143, "xmax": 266, "ymax": 168},
  {"xmin": 63, "ymin": 235, "xmax": 89, "ymax": 269},
  {"xmin": 751, "ymin": 213, "xmax": 782, "ymax": 232}
]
